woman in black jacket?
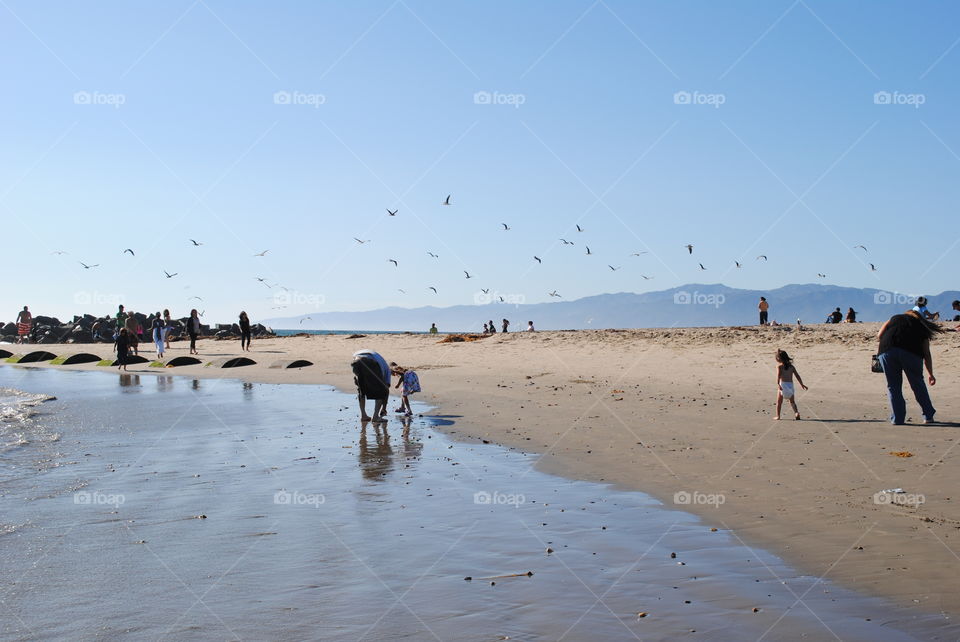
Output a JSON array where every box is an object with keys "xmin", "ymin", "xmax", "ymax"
[{"xmin": 877, "ymin": 310, "xmax": 943, "ymax": 424}]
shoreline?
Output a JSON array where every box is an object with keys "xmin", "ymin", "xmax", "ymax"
[{"xmin": 4, "ymin": 324, "xmax": 960, "ymax": 618}]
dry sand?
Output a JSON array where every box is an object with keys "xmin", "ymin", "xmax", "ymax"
[{"xmin": 6, "ymin": 322, "xmax": 960, "ymax": 616}]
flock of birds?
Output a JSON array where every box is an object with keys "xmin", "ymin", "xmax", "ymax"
[{"xmin": 48, "ymin": 195, "xmax": 879, "ymax": 311}]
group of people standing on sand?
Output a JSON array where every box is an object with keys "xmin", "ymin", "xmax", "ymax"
[
  {"xmin": 350, "ymin": 349, "xmax": 421, "ymax": 422},
  {"xmin": 482, "ymin": 319, "xmax": 510, "ymax": 334}
]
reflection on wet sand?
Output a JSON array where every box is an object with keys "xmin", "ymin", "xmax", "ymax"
[
  {"xmin": 118, "ymin": 374, "xmax": 140, "ymax": 388},
  {"xmin": 358, "ymin": 422, "xmax": 394, "ymax": 481},
  {"xmin": 242, "ymin": 382, "xmax": 254, "ymax": 400}
]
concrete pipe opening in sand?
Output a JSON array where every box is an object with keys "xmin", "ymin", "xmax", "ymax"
[
  {"xmin": 59, "ymin": 353, "xmax": 103, "ymax": 365},
  {"xmin": 0, "ymin": 349, "xmax": 13, "ymax": 359},
  {"xmin": 270, "ymin": 359, "xmax": 313, "ymax": 369},
  {"xmin": 164, "ymin": 356, "xmax": 203, "ymax": 367},
  {"xmin": 217, "ymin": 357, "xmax": 257, "ymax": 369},
  {"xmin": 16, "ymin": 351, "xmax": 58, "ymax": 363}
]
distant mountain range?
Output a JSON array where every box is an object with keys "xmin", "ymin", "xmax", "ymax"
[{"xmin": 262, "ymin": 284, "xmax": 960, "ymax": 332}]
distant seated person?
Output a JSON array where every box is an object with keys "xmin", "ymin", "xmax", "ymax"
[
  {"xmin": 527, "ymin": 320, "xmax": 535, "ymax": 332},
  {"xmin": 952, "ymin": 300, "xmax": 960, "ymax": 323},
  {"xmin": 826, "ymin": 307, "xmax": 842, "ymax": 324},
  {"xmin": 912, "ymin": 296, "xmax": 939, "ymax": 321},
  {"xmin": 844, "ymin": 307, "xmax": 856, "ymax": 323},
  {"xmin": 429, "ymin": 323, "xmax": 438, "ymax": 334}
]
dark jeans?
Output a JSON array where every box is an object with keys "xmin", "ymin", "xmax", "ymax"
[
  {"xmin": 240, "ymin": 330, "xmax": 251, "ymax": 349},
  {"xmin": 878, "ymin": 347, "xmax": 935, "ymax": 424},
  {"xmin": 189, "ymin": 332, "xmax": 198, "ymax": 351},
  {"xmin": 759, "ymin": 311, "xmax": 768, "ymax": 325}
]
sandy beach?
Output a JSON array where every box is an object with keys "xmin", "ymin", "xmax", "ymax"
[{"xmin": 5, "ymin": 322, "xmax": 960, "ymax": 618}]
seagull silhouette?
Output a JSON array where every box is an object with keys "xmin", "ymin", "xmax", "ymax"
[
  {"xmin": 481, "ymin": 288, "xmax": 490, "ymax": 294},
  {"xmin": 79, "ymin": 261, "xmax": 99, "ymax": 269},
  {"xmin": 188, "ymin": 296, "xmax": 204, "ymax": 301},
  {"xmin": 735, "ymin": 261, "xmax": 742, "ymax": 268},
  {"xmin": 855, "ymin": 245, "xmax": 868, "ymax": 252},
  {"xmin": 123, "ymin": 248, "xmax": 135, "ymax": 256},
  {"xmin": 534, "ymin": 256, "xmax": 542, "ymax": 264},
  {"xmin": 641, "ymin": 275, "xmax": 654, "ymax": 280},
  {"xmin": 608, "ymin": 265, "xmax": 620, "ymax": 271},
  {"xmin": 299, "ymin": 317, "xmax": 312, "ymax": 325},
  {"xmin": 869, "ymin": 263, "xmax": 878, "ymax": 271},
  {"xmin": 353, "ymin": 238, "xmax": 370, "ymax": 244},
  {"xmin": 549, "ymin": 290, "xmax": 561, "ymax": 297},
  {"xmin": 387, "ymin": 208, "xmax": 398, "ymax": 216},
  {"xmin": 560, "ymin": 239, "xmax": 574, "ymax": 245},
  {"xmin": 388, "ymin": 259, "xmax": 398, "ymax": 267},
  {"xmin": 630, "ymin": 252, "xmax": 648, "ymax": 256},
  {"xmin": 443, "ymin": 195, "xmax": 451, "ymax": 206},
  {"xmin": 464, "ymin": 271, "xmax": 473, "ymax": 279},
  {"xmin": 698, "ymin": 263, "xmax": 706, "ymax": 270},
  {"xmin": 253, "ymin": 250, "xmax": 269, "ymax": 257},
  {"xmin": 189, "ymin": 239, "xmax": 203, "ymax": 246},
  {"xmin": 427, "ymin": 251, "xmax": 439, "ymax": 258},
  {"xmin": 428, "ymin": 286, "xmax": 438, "ymax": 294},
  {"xmin": 163, "ymin": 270, "xmax": 178, "ymax": 279},
  {"xmin": 685, "ymin": 244, "xmax": 694, "ymax": 254},
  {"xmin": 51, "ymin": 250, "xmax": 67, "ymax": 255},
  {"xmin": 817, "ymin": 273, "xmax": 826, "ymax": 278},
  {"xmin": 585, "ymin": 246, "xmax": 592, "ymax": 255},
  {"xmin": 502, "ymin": 223, "xmax": 510, "ymax": 230},
  {"xmin": 576, "ymin": 224, "xmax": 584, "ymax": 232},
  {"xmin": 498, "ymin": 296, "xmax": 505, "ymax": 302},
  {"xmin": 756, "ymin": 255, "xmax": 768, "ymax": 261},
  {"xmin": 398, "ymin": 289, "xmax": 405, "ymax": 294}
]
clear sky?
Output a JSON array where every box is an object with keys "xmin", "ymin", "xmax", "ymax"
[{"xmin": 2, "ymin": 1, "xmax": 958, "ymax": 323}]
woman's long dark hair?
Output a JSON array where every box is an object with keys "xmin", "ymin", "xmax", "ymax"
[{"xmin": 905, "ymin": 310, "xmax": 945, "ymax": 339}]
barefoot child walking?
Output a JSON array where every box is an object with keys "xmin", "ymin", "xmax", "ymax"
[
  {"xmin": 390, "ymin": 362, "xmax": 421, "ymax": 417},
  {"xmin": 775, "ymin": 349, "xmax": 807, "ymax": 420}
]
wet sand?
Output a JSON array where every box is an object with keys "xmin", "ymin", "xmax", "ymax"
[
  {"xmin": 4, "ymin": 322, "xmax": 960, "ymax": 621},
  {"xmin": 1, "ymin": 367, "xmax": 955, "ymax": 640}
]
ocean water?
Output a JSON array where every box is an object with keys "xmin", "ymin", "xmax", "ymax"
[
  {"xmin": 273, "ymin": 329, "xmax": 432, "ymax": 337},
  {"xmin": 0, "ymin": 366, "xmax": 956, "ymax": 641}
]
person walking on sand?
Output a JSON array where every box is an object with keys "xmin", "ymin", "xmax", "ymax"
[
  {"xmin": 15, "ymin": 306, "xmax": 32, "ymax": 344},
  {"xmin": 239, "ymin": 311, "xmax": 252, "ymax": 351},
  {"xmin": 150, "ymin": 312, "xmax": 166, "ymax": 359},
  {"xmin": 758, "ymin": 297, "xmax": 769, "ymax": 326},
  {"xmin": 187, "ymin": 309, "xmax": 201, "ymax": 355},
  {"xmin": 775, "ymin": 349, "xmax": 807, "ymax": 420},
  {"xmin": 502, "ymin": 318, "xmax": 509, "ymax": 333},
  {"xmin": 352, "ymin": 349, "xmax": 391, "ymax": 422},
  {"xmin": 390, "ymin": 362, "xmax": 421, "ymax": 417},
  {"xmin": 124, "ymin": 311, "xmax": 139, "ymax": 356},
  {"xmin": 162, "ymin": 309, "xmax": 173, "ymax": 349},
  {"xmin": 114, "ymin": 328, "xmax": 131, "ymax": 371},
  {"xmin": 877, "ymin": 309, "xmax": 943, "ymax": 424}
]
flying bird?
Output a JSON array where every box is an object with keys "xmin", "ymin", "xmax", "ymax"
[
  {"xmin": 199, "ymin": 310, "xmax": 205, "ymax": 317},
  {"xmin": 51, "ymin": 250, "xmax": 68, "ymax": 255},
  {"xmin": 443, "ymin": 195, "xmax": 451, "ymax": 206},
  {"xmin": 163, "ymin": 270, "xmax": 178, "ymax": 279},
  {"xmin": 608, "ymin": 265, "xmax": 620, "ymax": 271},
  {"xmin": 576, "ymin": 224, "xmax": 584, "ymax": 232},
  {"xmin": 855, "ymin": 245, "xmax": 868, "ymax": 252},
  {"xmin": 630, "ymin": 252, "xmax": 648, "ymax": 256},
  {"xmin": 735, "ymin": 261, "xmax": 742, "ymax": 268},
  {"xmin": 698, "ymin": 263, "xmax": 706, "ymax": 270},
  {"xmin": 501, "ymin": 223, "xmax": 510, "ymax": 230},
  {"xmin": 756, "ymin": 255, "xmax": 768, "ymax": 261},
  {"xmin": 387, "ymin": 208, "xmax": 398, "ymax": 216},
  {"xmin": 869, "ymin": 263, "xmax": 878, "ymax": 272},
  {"xmin": 397, "ymin": 289, "xmax": 406, "ymax": 294},
  {"xmin": 428, "ymin": 286, "xmax": 437, "ymax": 294},
  {"xmin": 388, "ymin": 259, "xmax": 398, "ymax": 267},
  {"xmin": 79, "ymin": 262, "xmax": 99, "ymax": 269},
  {"xmin": 188, "ymin": 296, "xmax": 203, "ymax": 301},
  {"xmin": 354, "ymin": 238, "xmax": 371, "ymax": 244},
  {"xmin": 585, "ymin": 246, "xmax": 592, "ymax": 255},
  {"xmin": 641, "ymin": 275, "xmax": 654, "ymax": 280},
  {"xmin": 560, "ymin": 239, "xmax": 574, "ymax": 245},
  {"xmin": 253, "ymin": 250, "xmax": 269, "ymax": 257},
  {"xmin": 498, "ymin": 296, "xmax": 505, "ymax": 302},
  {"xmin": 299, "ymin": 317, "xmax": 312, "ymax": 324},
  {"xmin": 481, "ymin": 288, "xmax": 490, "ymax": 294},
  {"xmin": 464, "ymin": 271, "xmax": 473, "ymax": 279},
  {"xmin": 123, "ymin": 248, "xmax": 135, "ymax": 256},
  {"xmin": 685, "ymin": 244, "xmax": 693, "ymax": 254},
  {"xmin": 548, "ymin": 290, "xmax": 561, "ymax": 298},
  {"xmin": 189, "ymin": 239, "xmax": 203, "ymax": 246},
  {"xmin": 817, "ymin": 273, "xmax": 826, "ymax": 278},
  {"xmin": 534, "ymin": 256, "xmax": 542, "ymax": 264},
  {"xmin": 427, "ymin": 251, "xmax": 439, "ymax": 258}
]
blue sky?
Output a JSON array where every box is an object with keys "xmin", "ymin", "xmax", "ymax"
[{"xmin": 2, "ymin": 1, "xmax": 958, "ymax": 323}]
